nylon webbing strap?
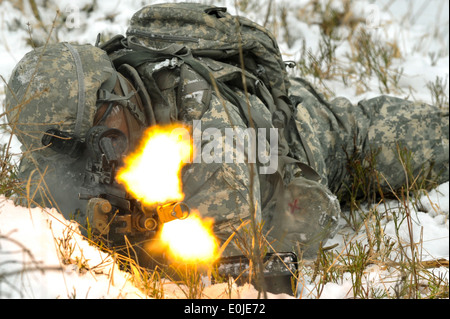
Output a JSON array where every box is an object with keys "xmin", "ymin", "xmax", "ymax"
[
  {"xmin": 64, "ymin": 43, "xmax": 86, "ymax": 137},
  {"xmin": 112, "ymin": 40, "xmax": 321, "ymax": 181},
  {"xmin": 98, "ymin": 69, "xmax": 118, "ymax": 96}
]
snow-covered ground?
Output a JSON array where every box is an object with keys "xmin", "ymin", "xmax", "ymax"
[
  {"xmin": 1, "ymin": 181, "xmax": 448, "ymax": 299},
  {"xmin": 0, "ymin": 0, "xmax": 448, "ymax": 299}
]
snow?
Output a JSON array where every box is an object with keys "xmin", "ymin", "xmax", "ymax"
[
  {"xmin": 4, "ymin": 182, "xmax": 446, "ymax": 299},
  {"xmin": 0, "ymin": 0, "xmax": 448, "ymax": 300}
]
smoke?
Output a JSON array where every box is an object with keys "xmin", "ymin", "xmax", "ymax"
[{"xmin": 17, "ymin": 151, "xmax": 88, "ymax": 222}]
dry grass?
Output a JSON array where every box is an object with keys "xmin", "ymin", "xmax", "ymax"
[{"xmin": 0, "ymin": 0, "xmax": 448, "ymax": 299}]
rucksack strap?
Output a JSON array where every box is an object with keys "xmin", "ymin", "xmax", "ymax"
[
  {"xmin": 112, "ymin": 36, "xmax": 188, "ymax": 67},
  {"xmin": 97, "ymin": 71, "xmax": 147, "ymax": 126},
  {"xmin": 108, "ymin": 37, "xmax": 321, "ymax": 182},
  {"xmin": 117, "ymin": 63, "xmax": 156, "ymax": 126},
  {"xmin": 111, "ymin": 39, "xmax": 274, "ymax": 132}
]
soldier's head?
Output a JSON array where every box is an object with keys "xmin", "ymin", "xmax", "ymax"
[{"xmin": 4, "ymin": 42, "xmax": 117, "ymax": 154}]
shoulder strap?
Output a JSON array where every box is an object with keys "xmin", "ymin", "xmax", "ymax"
[
  {"xmin": 96, "ymin": 70, "xmax": 146, "ymax": 127},
  {"xmin": 104, "ymin": 35, "xmax": 321, "ymax": 182}
]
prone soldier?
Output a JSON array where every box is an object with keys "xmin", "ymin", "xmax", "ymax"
[{"xmin": 4, "ymin": 4, "xmax": 448, "ymax": 264}]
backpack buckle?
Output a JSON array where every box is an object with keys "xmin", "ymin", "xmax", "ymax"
[{"xmin": 162, "ymin": 57, "xmax": 182, "ymax": 69}]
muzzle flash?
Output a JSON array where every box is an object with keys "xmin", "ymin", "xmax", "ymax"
[{"xmin": 86, "ymin": 198, "xmax": 190, "ymax": 236}]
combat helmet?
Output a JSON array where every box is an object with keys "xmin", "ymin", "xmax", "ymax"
[
  {"xmin": 4, "ymin": 42, "xmax": 149, "ymax": 216},
  {"xmin": 5, "ymin": 42, "xmax": 117, "ymax": 156}
]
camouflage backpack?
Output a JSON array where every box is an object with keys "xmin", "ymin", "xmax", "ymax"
[
  {"xmin": 97, "ymin": 3, "xmax": 328, "ymax": 254},
  {"xmin": 5, "ymin": 3, "xmax": 338, "ymax": 258},
  {"xmin": 102, "ymin": 2, "xmax": 319, "ymax": 177},
  {"xmin": 125, "ymin": 3, "xmax": 292, "ymax": 126}
]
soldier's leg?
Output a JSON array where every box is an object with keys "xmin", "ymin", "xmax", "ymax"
[
  {"xmin": 289, "ymin": 78, "xmax": 372, "ymax": 193},
  {"xmin": 283, "ymin": 79, "xmax": 448, "ymax": 258},
  {"xmin": 360, "ymin": 96, "xmax": 449, "ymax": 192},
  {"xmin": 291, "ymin": 80, "xmax": 449, "ymax": 196}
]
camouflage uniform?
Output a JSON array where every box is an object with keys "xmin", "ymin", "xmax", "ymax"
[
  {"xmin": 125, "ymin": 70, "xmax": 449, "ymax": 257},
  {"xmin": 5, "ymin": 43, "xmax": 115, "ymax": 215},
  {"xmin": 5, "ymin": 35, "xmax": 449, "ymax": 259},
  {"xmin": 123, "ymin": 3, "xmax": 449, "ymax": 257},
  {"xmin": 268, "ymin": 79, "xmax": 449, "ymax": 256},
  {"xmin": 289, "ymin": 79, "xmax": 449, "ymax": 194}
]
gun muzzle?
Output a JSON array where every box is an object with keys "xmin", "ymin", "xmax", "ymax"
[
  {"xmin": 156, "ymin": 201, "xmax": 190, "ymax": 224},
  {"xmin": 137, "ymin": 215, "xmax": 158, "ymax": 231}
]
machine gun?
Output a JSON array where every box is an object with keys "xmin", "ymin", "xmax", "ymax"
[
  {"xmin": 43, "ymin": 125, "xmax": 190, "ymax": 250},
  {"xmin": 43, "ymin": 125, "xmax": 298, "ymax": 294}
]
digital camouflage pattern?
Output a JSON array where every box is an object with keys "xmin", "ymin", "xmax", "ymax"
[
  {"xmin": 126, "ymin": 2, "xmax": 294, "ymax": 143},
  {"xmin": 4, "ymin": 3, "xmax": 449, "ymax": 259},
  {"xmin": 5, "ymin": 43, "xmax": 116, "ymax": 213},
  {"xmin": 180, "ymin": 92, "xmax": 263, "ymax": 255},
  {"xmin": 288, "ymin": 78, "xmax": 449, "ymax": 195},
  {"xmin": 6, "ymin": 43, "xmax": 115, "ymax": 151},
  {"xmin": 127, "ymin": 3, "xmax": 290, "ymax": 95},
  {"xmin": 269, "ymin": 78, "xmax": 449, "ymax": 255},
  {"xmin": 269, "ymin": 176, "xmax": 340, "ymax": 256}
]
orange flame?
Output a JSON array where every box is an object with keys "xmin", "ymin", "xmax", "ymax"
[
  {"xmin": 116, "ymin": 125, "xmax": 192, "ymax": 205},
  {"xmin": 116, "ymin": 125, "xmax": 219, "ymax": 263},
  {"xmin": 160, "ymin": 210, "xmax": 219, "ymax": 263}
]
